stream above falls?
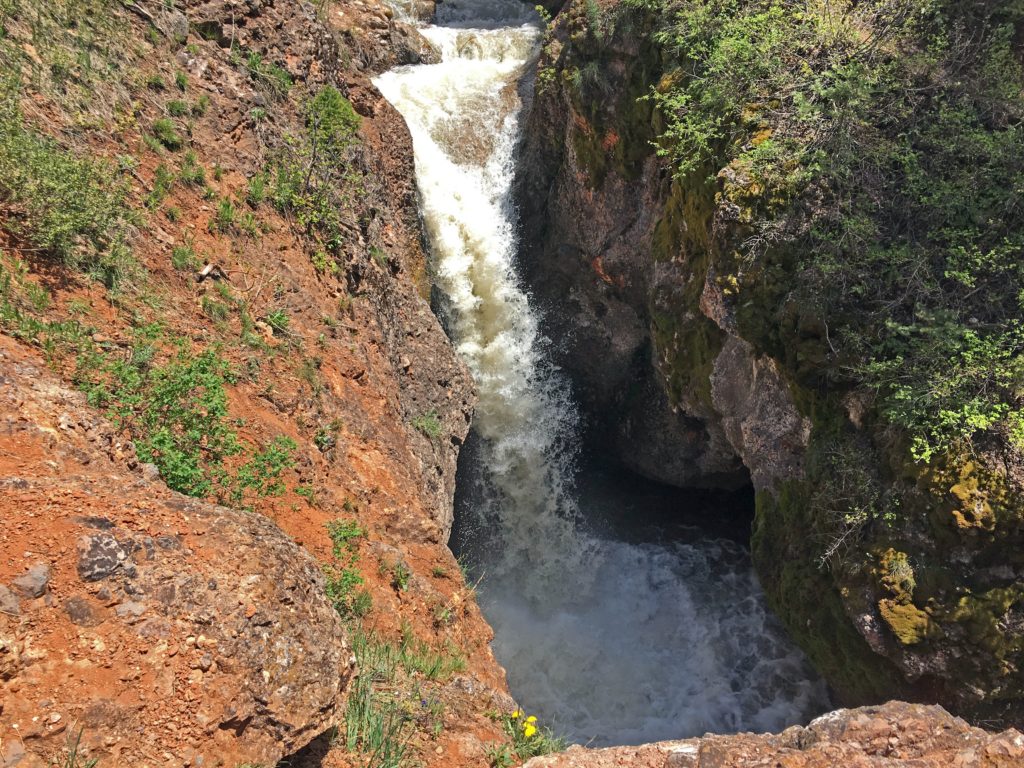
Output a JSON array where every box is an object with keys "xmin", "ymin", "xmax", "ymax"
[{"xmin": 373, "ymin": 0, "xmax": 831, "ymax": 746}]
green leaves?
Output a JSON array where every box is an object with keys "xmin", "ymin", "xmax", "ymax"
[{"xmin": 74, "ymin": 334, "xmax": 300, "ymax": 504}]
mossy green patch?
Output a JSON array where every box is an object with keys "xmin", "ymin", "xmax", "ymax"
[{"xmin": 878, "ymin": 599, "xmax": 933, "ymax": 646}]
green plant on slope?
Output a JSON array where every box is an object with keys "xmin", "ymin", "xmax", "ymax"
[
  {"xmin": 499, "ymin": 709, "xmax": 564, "ymax": 760},
  {"xmin": 0, "ymin": 78, "xmax": 135, "ymax": 286},
  {"xmin": 76, "ymin": 339, "xmax": 241, "ymax": 497},
  {"xmin": 57, "ymin": 728, "xmax": 98, "ymax": 768},
  {"xmin": 270, "ymin": 85, "xmax": 363, "ymax": 253},
  {"xmin": 410, "ymin": 411, "xmax": 442, "ymax": 440},
  {"xmin": 151, "ymin": 117, "xmax": 183, "ymax": 150},
  {"xmin": 324, "ymin": 518, "xmax": 371, "ymax": 618}
]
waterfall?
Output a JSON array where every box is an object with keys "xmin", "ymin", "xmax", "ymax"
[{"xmin": 374, "ymin": 0, "xmax": 830, "ymax": 747}]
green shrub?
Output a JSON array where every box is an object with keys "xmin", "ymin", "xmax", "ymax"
[
  {"xmin": 151, "ymin": 118, "xmax": 183, "ymax": 150},
  {"xmin": 179, "ymin": 150, "xmax": 205, "ymax": 185},
  {"xmin": 269, "ymin": 86, "xmax": 364, "ymax": 252},
  {"xmin": 78, "ymin": 341, "xmax": 241, "ymax": 497},
  {"xmin": 145, "ymin": 163, "xmax": 174, "ymax": 209},
  {"xmin": 209, "ymin": 197, "xmax": 236, "ymax": 233},
  {"xmin": 246, "ymin": 172, "xmax": 267, "ymax": 206},
  {"xmin": 324, "ymin": 517, "xmax": 372, "ymax": 619},
  {"xmin": 411, "ymin": 411, "xmax": 442, "ymax": 440},
  {"xmin": 314, "ymin": 420, "xmax": 342, "ymax": 452},
  {"xmin": 171, "ymin": 242, "xmax": 199, "ymax": 271},
  {"xmin": 201, "ymin": 295, "xmax": 229, "ymax": 321},
  {"xmin": 265, "ymin": 308, "xmax": 289, "ymax": 334},
  {"xmin": 390, "ymin": 561, "xmax": 410, "ymax": 592},
  {"xmin": 166, "ymin": 99, "xmax": 188, "ymax": 117},
  {"xmin": 232, "ymin": 434, "xmax": 296, "ymax": 501}
]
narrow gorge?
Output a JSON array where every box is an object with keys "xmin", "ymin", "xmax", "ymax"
[
  {"xmin": 375, "ymin": 0, "xmax": 829, "ymax": 746},
  {"xmin": 1, "ymin": 0, "xmax": 1023, "ymax": 767}
]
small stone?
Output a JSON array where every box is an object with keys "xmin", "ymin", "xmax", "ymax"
[
  {"xmin": 114, "ymin": 601, "xmax": 147, "ymax": 620},
  {"xmin": 0, "ymin": 585, "xmax": 20, "ymax": 616},
  {"xmin": 64, "ymin": 596, "xmax": 102, "ymax": 627},
  {"xmin": 11, "ymin": 563, "xmax": 51, "ymax": 598},
  {"xmin": 77, "ymin": 534, "xmax": 128, "ymax": 582},
  {"xmin": 48, "ymin": 712, "xmax": 61, "ymax": 723},
  {"xmin": 140, "ymin": 463, "xmax": 161, "ymax": 482}
]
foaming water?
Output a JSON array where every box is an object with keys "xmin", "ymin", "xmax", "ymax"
[{"xmin": 374, "ymin": 0, "xmax": 830, "ymax": 746}]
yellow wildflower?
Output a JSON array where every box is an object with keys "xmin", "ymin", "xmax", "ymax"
[
  {"xmin": 526, "ymin": 716, "xmax": 538, "ymax": 723},
  {"xmin": 523, "ymin": 723, "xmax": 537, "ymax": 738},
  {"xmin": 511, "ymin": 710, "xmax": 522, "ymax": 719}
]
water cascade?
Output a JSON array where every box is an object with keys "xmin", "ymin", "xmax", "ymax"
[{"xmin": 374, "ymin": 0, "xmax": 830, "ymax": 746}]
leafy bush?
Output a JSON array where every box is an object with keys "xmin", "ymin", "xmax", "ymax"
[
  {"xmin": 324, "ymin": 517, "xmax": 371, "ymax": 618},
  {"xmin": 77, "ymin": 340, "xmax": 241, "ymax": 496},
  {"xmin": 327, "ymin": 518, "xmax": 366, "ymax": 557},
  {"xmin": 270, "ymin": 86, "xmax": 363, "ymax": 252},
  {"xmin": 75, "ymin": 332, "xmax": 296, "ymax": 504}
]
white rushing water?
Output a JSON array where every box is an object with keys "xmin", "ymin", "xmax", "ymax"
[{"xmin": 374, "ymin": 0, "xmax": 830, "ymax": 746}]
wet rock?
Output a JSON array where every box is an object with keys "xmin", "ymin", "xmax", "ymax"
[
  {"xmin": 11, "ymin": 563, "xmax": 50, "ymax": 598},
  {"xmin": 391, "ymin": 21, "xmax": 441, "ymax": 65}
]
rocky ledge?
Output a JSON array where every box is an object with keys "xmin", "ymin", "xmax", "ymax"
[
  {"xmin": 523, "ymin": 703, "xmax": 1024, "ymax": 768},
  {"xmin": 0, "ymin": 338, "xmax": 353, "ymax": 767}
]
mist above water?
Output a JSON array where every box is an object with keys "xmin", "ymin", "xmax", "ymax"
[{"xmin": 374, "ymin": 0, "xmax": 830, "ymax": 746}]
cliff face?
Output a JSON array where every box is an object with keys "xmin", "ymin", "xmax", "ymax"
[
  {"xmin": 520, "ymin": 0, "xmax": 1024, "ymax": 724},
  {"xmin": 0, "ymin": 1, "xmax": 516, "ymax": 765}
]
